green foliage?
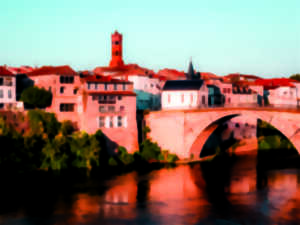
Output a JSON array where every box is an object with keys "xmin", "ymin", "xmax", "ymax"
[
  {"xmin": 27, "ymin": 110, "xmax": 60, "ymax": 139},
  {"xmin": 61, "ymin": 120, "xmax": 75, "ymax": 136},
  {"xmin": 117, "ymin": 146, "xmax": 134, "ymax": 165},
  {"xmin": 166, "ymin": 154, "xmax": 179, "ymax": 163},
  {"xmin": 290, "ymin": 74, "xmax": 300, "ymax": 82},
  {"xmin": 139, "ymin": 139, "xmax": 161, "ymax": 161},
  {"xmin": 41, "ymin": 135, "xmax": 69, "ymax": 170},
  {"xmin": 69, "ymin": 132, "xmax": 101, "ymax": 170},
  {"xmin": 142, "ymin": 126, "xmax": 151, "ymax": 138},
  {"xmin": 108, "ymin": 157, "xmax": 118, "ymax": 166},
  {"xmin": 21, "ymin": 86, "xmax": 52, "ymax": 109}
]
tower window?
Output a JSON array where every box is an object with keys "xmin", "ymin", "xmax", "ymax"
[{"xmin": 115, "ymin": 41, "xmax": 119, "ymax": 45}]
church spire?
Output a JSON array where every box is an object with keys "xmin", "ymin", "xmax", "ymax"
[{"xmin": 187, "ymin": 58, "xmax": 195, "ymax": 80}]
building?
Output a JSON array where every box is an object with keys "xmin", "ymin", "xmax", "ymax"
[
  {"xmin": 0, "ymin": 66, "xmax": 20, "ymax": 110},
  {"xmin": 27, "ymin": 65, "xmax": 138, "ymax": 153},
  {"xmin": 255, "ymin": 78, "xmax": 299, "ymax": 108},
  {"xmin": 161, "ymin": 80, "xmax": 208, "ymax": 110},
  {"xmin": 94, "ymin": 31, "xmax": 163, "ymax": 110}
]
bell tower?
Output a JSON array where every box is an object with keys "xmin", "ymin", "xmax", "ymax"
[{"xmin": 109, "ymin": 30, "xmax": 124, "ymax": 67}]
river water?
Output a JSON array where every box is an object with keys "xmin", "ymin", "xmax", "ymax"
[{"xmin": 0, "ymin": 153, "xmax": 300, "ymax": 225}]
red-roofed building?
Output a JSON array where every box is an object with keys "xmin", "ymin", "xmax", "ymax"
[
  {"xmin": 255, "ymin": 78, "xmax": 299, "ymax": 108},
  {"xmin": 27, "ymin": 66, "xmax": 138, "ymax": 152},
  {"xmin": 0, "ymin": 66, "xmax": 20, "ymax": 110}
]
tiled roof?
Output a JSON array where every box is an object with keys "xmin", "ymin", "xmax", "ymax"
[
  {"xmin": 87, "ymin": 91, "xmax": 136, "ymax": 96},
  {"xmin": 27, "ymin": 65, "xmax": 77, "ymax": 76},
  {"xmin": 83, "ymin": 74, "xmax": 131, "ymax": 84},
  {"xmin": 157, "ymin": 69, "xmax": 186, "ymax": 80},
  {"xmin": 0, "ymin": 66, "xmax": 15, "ymax": 76},
  {"xmin": 163, "ymin": 80, "xmax": 204, "ymax": 91},
  {"xmin": 255, "ymin": 78, "xmax": 296, "ymax": 88}
]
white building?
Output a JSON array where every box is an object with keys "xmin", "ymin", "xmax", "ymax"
[{"xmin": 162, "ymin": 80, "xmax": 208, "ymax": 110}]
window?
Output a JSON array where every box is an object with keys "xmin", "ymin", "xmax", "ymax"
[
  {"xmin": 95, "ymin": 83, "xmax": 98, "ymax": 90},
  {"xmin": 109, "ymin": 116, "xmax": 114, "ymax": 128},
  {"xmin": 190, "ymin": 94, "xmax": 193, "ymax": 103},
  {"xmin": 223, "ymin": 88, "xmax": 226, "ymax": 94},
  {"xmin": 181, "ymin": 94, "xmax": 184, "ymax": 103},
  {"xmin": 122, "ymin": 84, "xmax": 126, "ymax": 91},
  {"xmin": 228, "ymin": 98, "xmax": 231, "ymax": 103},
  {"xmin": 114, "ymin": 84, "xmax": 117, "ymax": 90},
  {"xmin": 115, "ymin": 41, "xmax": 119, "ymax": 45},
  {"xmin": 118, "ymin": 96, "xmax": 122, "ymax": 100},
  {"xmin": 99, "ymin": 106, "xmax": 106, "ymax": 113},
  {"xmin": 104, "ymin": 83, "xmax": 108, "ymax": 90},
  {"xmin": 117, "ymin": 116, "xmax": 122, "ymax": 127},
  {"xmin": 0, "ymin": 90, "xmax": 3, "ymax": 98},
  {"xmin": 228, "ymin": 88, "xmax": 231, "ymax": 93},
  {"xmin": 108, "ymin": 106, "xmax": 115, "ymax": 112},
  {"xmin": 73, "ymin": 88, "xmax": 78, "ymax": 94},
  {"xmin": 60, "ymin": 103, "xmax": 75, "ymax": 112},
  {"xmin": 0, "ymin": 103, "xmax": 3, "ymax": 109},
  {"xmin": 115, "ymin": 51, "xmax": 119, "ymax": 56},
  {"xmin": 60, "ymin": 87, "xmax": 65, "ymax": 94},
  {"xmin": 92, "ymin": 95, "xmax": 98, "ymax": 101},
  {"xmin": 99, "ymin": 116, "xmax": 105, "ymax": 128},
  {"xmin": 202, "ymin": 96, "xmax": 205, "ymax": 104},
  {"xmin": 48, "ymin": 87, "xmax": 52, "ymax": 92},
  {"xmin": 8, "ymin": 90, "xmax": 11, "ymax": 99},
  {"xmin": 168, "ymin": 94, "xmax": 171, "ymax": 103},
  {"xmin": 60, "ymin": 76, "xmax": 74, "ymax": 84},
  {"xmin": 120, "ymin": 106, "xmax": 125, "ymax": 112},
  {"xmin": 0, "ymin": 78, "xmax": 3, "ymax": 86},
  {"xmin": 4, "ymin": 78, "xmax": 12, "ymax": 86},
  {"xmin": 87, "ymin": 82, "xmax": 91, "ymax": 90}
]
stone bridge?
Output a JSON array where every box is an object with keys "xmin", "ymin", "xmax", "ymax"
[{"xmin": 145, "ymin": 108, "xmax": 300, "ymax": 159}]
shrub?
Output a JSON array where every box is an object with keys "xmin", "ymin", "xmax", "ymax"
[
  {"xmin": 166, "ymin": 154, "xmax": 179, "ymax": 163},
  {"xmin": 139, "ymin": 139, "xmax": 161, "ymax": 161},
  {"xmin": 21, "ymin": 86, "xmax": 52, "ymax": 109},
  {"xmin": 108, "ymin": 157, "xmax": 118, "ymax": 166},
  {"xmin": 117, "ymin": 146, "xmax": 134, "ymax": 165}
]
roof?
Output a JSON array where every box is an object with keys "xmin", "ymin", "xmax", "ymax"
[
  {"xmin": 224, "ymin": 73, "xmax": 261, "ymax": 80},
  {"xmin": 83, "ymin": 74, "xmax": 131, "ymax": 84},
  {"xmin": 255, "ymin": 78, "xmax": 296, "ymax": 89},
  {"xmin": 163, "ymin": 80, "xmax": 204, "ymax": 91},
  {"xmin": 87, "ymin": 91, "xmax": 136, "ymax": 96},
  {"xmin": 157, "ymin": 68, "xmax": 186, "ymax": 80},
  {"xmin": 0, "ymin": 66, "xmax": 15, "ymax": 76},
  {"xmin": 27, "ymin": 65, "xmax": 77, "ymax": 76}
]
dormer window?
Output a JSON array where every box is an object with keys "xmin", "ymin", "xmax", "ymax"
[
  {"xmin": 114, "ymin": 84, "xmax": 117, "ymax": 90},
  {"xmin": 60, "ymin": 76, "xmax": 74, "ymax": 84},
  {"xmin": 104, "ymin": 83, "xmax": 108, "ymax": 90},
  {"xmin": 122, "ymin": 84, "xmax": 126, "ymax": 91}
]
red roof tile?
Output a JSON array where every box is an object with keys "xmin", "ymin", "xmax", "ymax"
[
  {"xmin": 83, "ymin": 74, "xmax": 131, "ymax": 84},
  {"xmin": 0, "ymin": 66, "xmax": 15, "ymax": 76},
  {"xmin": 27, "ymin": 65, "xmax": 77, "ymax": 76},
  {"xmin": 255, "ymin": 78, "xmax": 296, "ymax": 89}
]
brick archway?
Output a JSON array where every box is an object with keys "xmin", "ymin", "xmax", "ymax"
[
  {"xmin": 145, "ymin": 109, "xmax": 300, "ymax": 159},
  {"xmin": 188, "ymin": 111, "xmax": 300, "ymax": 159}
]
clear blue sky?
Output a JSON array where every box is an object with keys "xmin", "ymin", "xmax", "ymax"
[{"xmin": 1, "ymin": 0, "xmax": 299, "ymax": 77}]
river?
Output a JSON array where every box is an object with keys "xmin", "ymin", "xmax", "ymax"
[{"xmin": 0, "ymin": 153, "xmax": 299, "ymax": 225}]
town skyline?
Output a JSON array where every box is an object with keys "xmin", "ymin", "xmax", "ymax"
[{"xmin": 1, "ymin": 0, "xmax": 299, "ymax": 77}]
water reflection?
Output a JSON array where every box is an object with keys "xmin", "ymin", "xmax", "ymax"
[{"xmin": 0, "ymin": 154, "xmax": 300, "ymax": 224}]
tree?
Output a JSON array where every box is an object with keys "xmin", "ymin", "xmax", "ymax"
[
  {"xmin": 21, "ymin": 86, "xmax": 52, "ymax": 109},
  {"xmin": 290, "ymin": 74, "xmax": 300, "ymax": 82}
]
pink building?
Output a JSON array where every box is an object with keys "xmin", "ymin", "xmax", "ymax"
[
  {"xmin": 0, "ymin": 66, "xmax": 19, "ymax": 110},
  {"xmin": 27, "ymin": 65, "xmax": 138, "ymax": 153}
]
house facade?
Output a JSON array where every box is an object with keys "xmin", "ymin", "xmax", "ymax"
[
  {"xmin": 27, "ymin": 65, "xmax": 138, "ymax": 153},
  {"xmin": 162, "ymin": 80, "xmax": 208, "ymax": 110},
  {"xmin": 0, "ymin": 66, "xmax": 19, "ymax": 110}
]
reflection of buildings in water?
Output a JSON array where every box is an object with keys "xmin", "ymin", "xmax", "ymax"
[
  {"xmin": 148, "ymin": 165, "xmax": 209, "ymax": 224},
  {"xmin": 69, "ymin": 173, "xmax": 138, "ymax": 223},
  {"xmin": 267, "ymin": 172, "xmax": 300, "ymax": 221}
]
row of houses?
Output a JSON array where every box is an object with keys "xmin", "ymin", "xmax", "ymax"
[{"xmin": 1, "ymin": 30, "xmax": 299, "ymax": 153}]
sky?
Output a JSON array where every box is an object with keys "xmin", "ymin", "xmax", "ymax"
[{"xmin": 0, "ymin": 0, "xmax": 299, "ymax": 77}]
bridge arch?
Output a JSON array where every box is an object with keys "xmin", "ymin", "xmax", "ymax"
[{"xmin": 188, "ymin": 110, "xmax": 300, "ymax": 159}]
